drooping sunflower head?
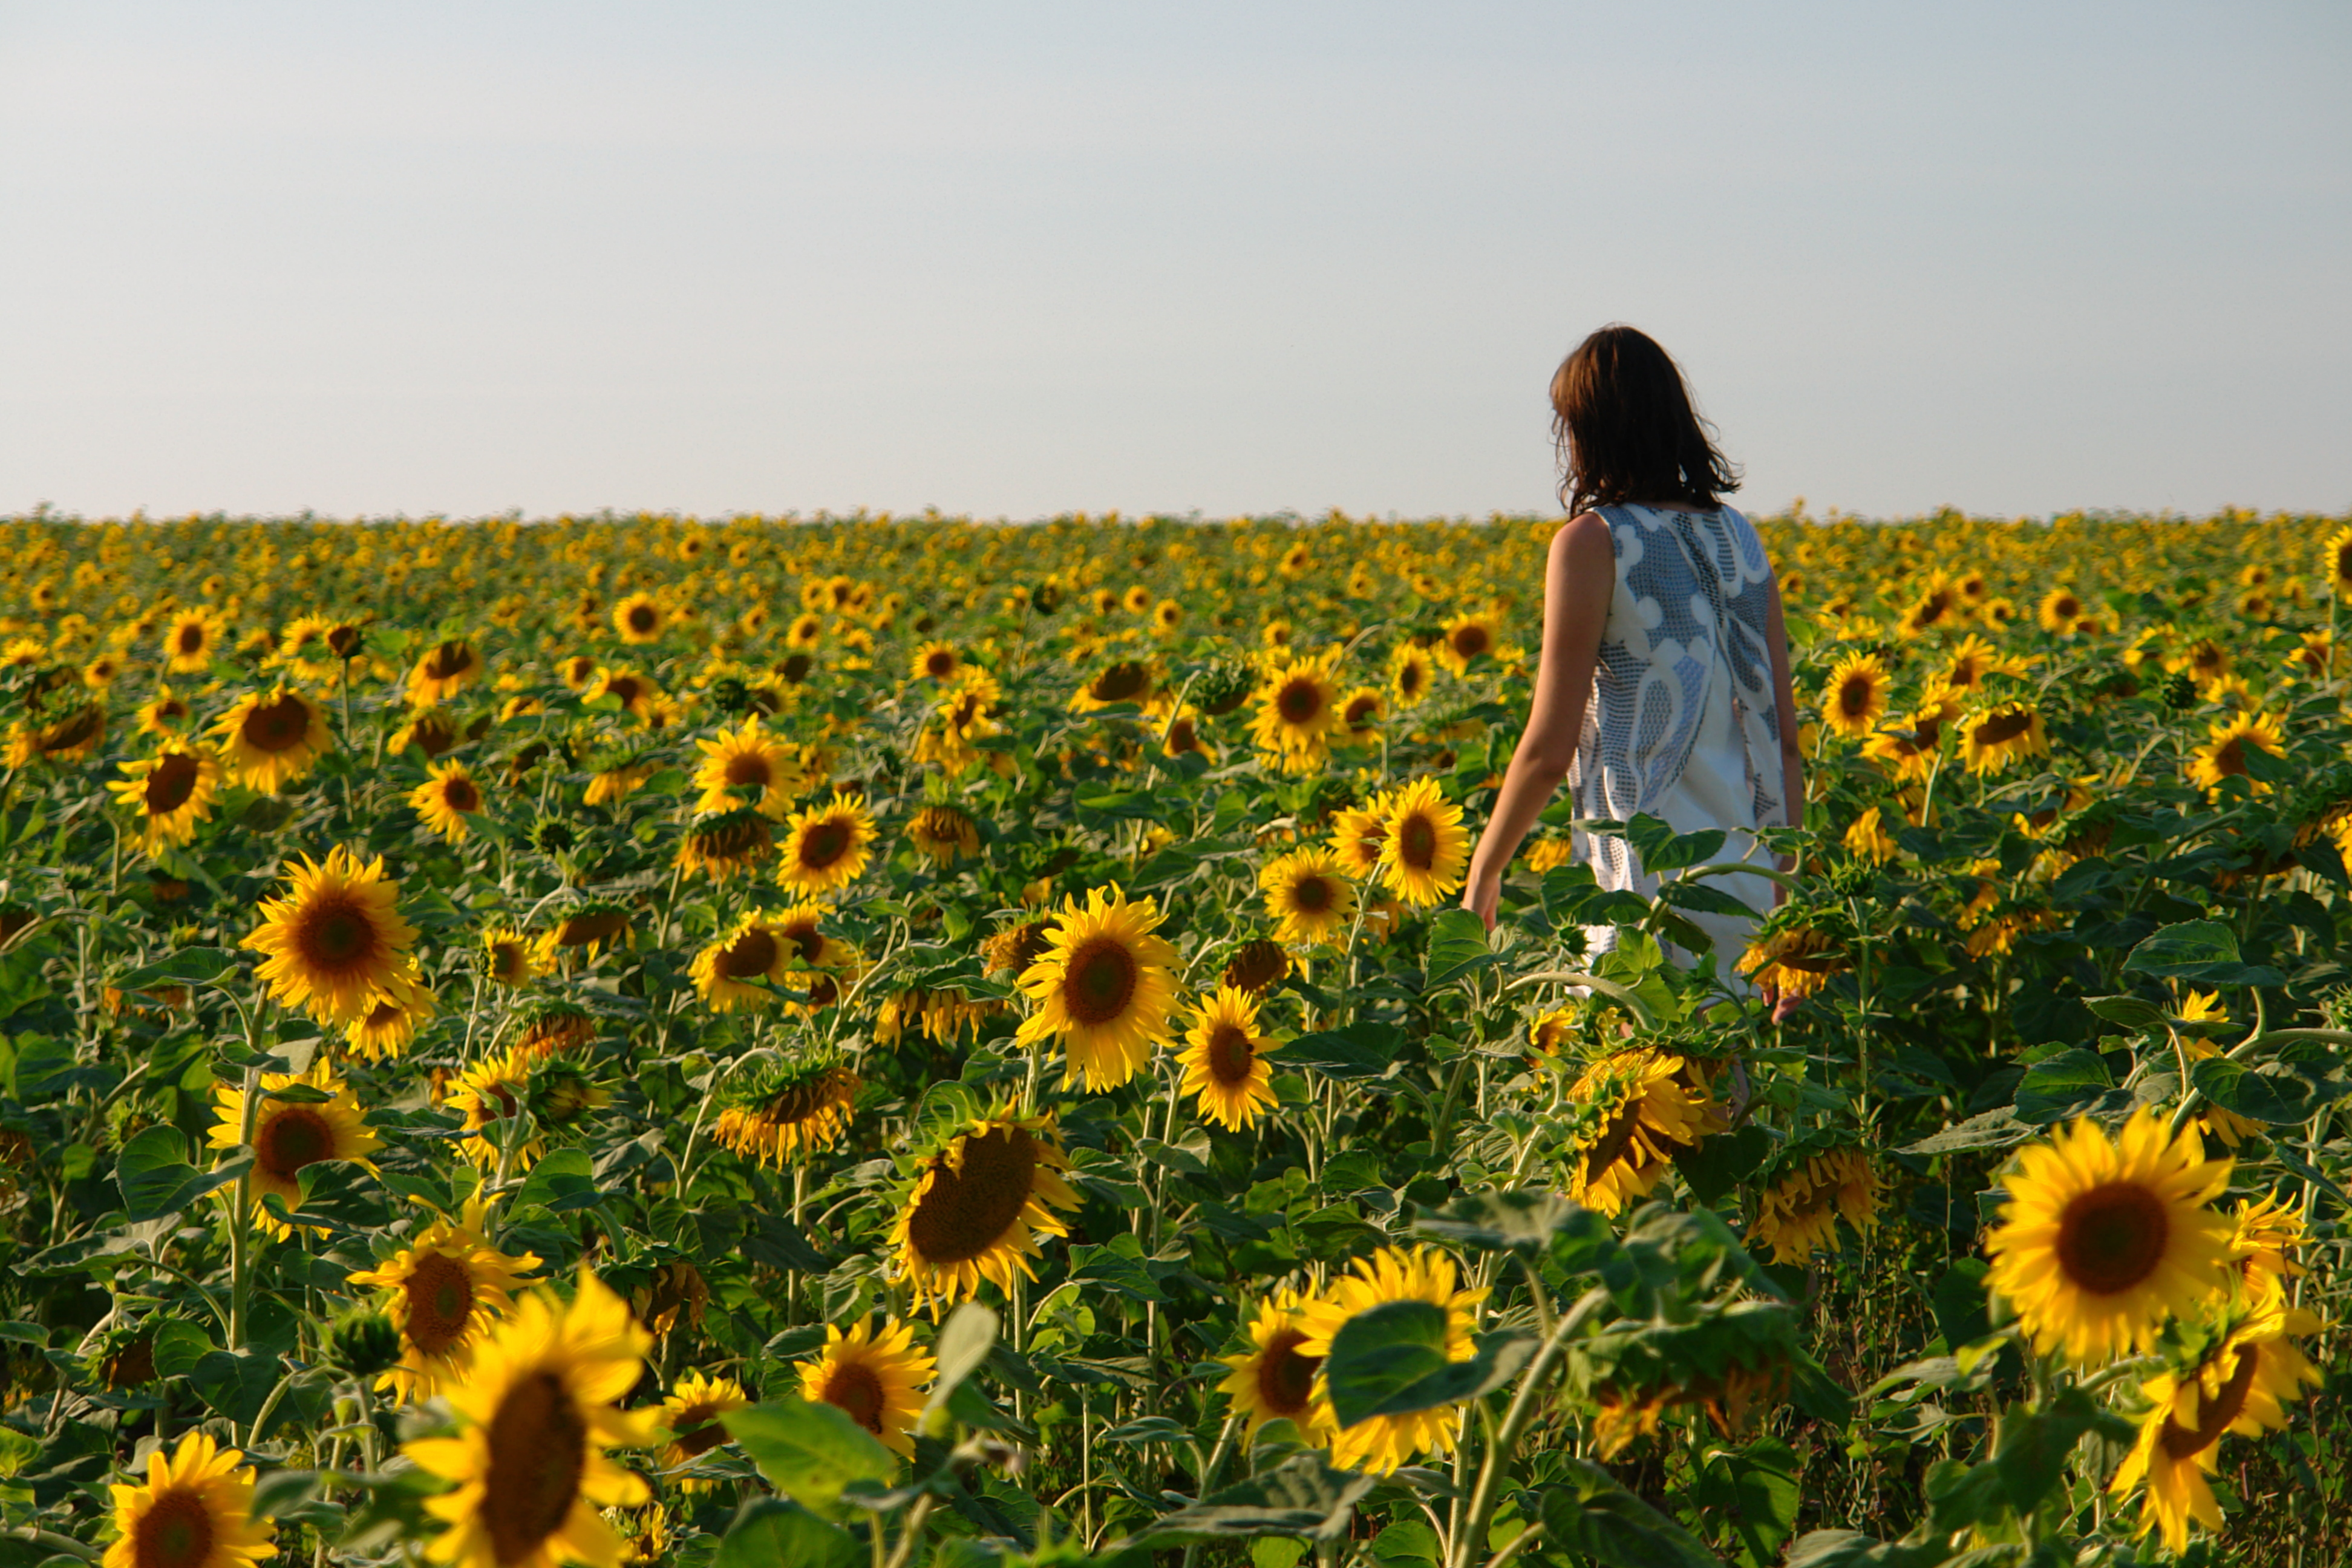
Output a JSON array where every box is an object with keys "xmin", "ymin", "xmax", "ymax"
[
  {"xmin": 981, "ymin": 918, "xmax": 1053, "ymax": 978},
  {"xmin": 797, "ymin": 1317, "xmax": 937, "ymax": 1459},
  {"xmin": 542, "ymin": 901, "xmax": 632, "ymax": 959},
  {"xmin": 907, "ymin": 804, "xmax": 981, "ymax": 866},
  {"xmin": 1258, "ymin": 846, "xmax": 1358, "ymax": 946},
  {"xmin": 518, "ymin": 999, "xmax": 597, "ymax": 1059},
  {"xmin": 1747, "ymin": 1147, "xmax": 1881, "ymax": 1266},
  {"xmin": 1736, "ymin": 918, "xmax": 1848, "ymax": 1001},
  {"xmin": 211, "ymin": 685, "xmax": 333, "ymax": 794},
  {"xmin": 676, "ymin": 806, "xmax": 775, "ymax": 881},
  {"xmin": 103, "ymin": 1429, "xmax": 276, "ymax": 1568},
  {"xmin": 688, "ymin": 911, "xmax": 795, "ymax": 1013},
  {"xmin": 241, "ymin": 846, "xmax": 419, "ymax": 1027},
  {"xmin": 1222, "ymin": 937, "xmax": 1290, "ymax": 995},
  {"xmin": 1958, "ymin": 701, "xmax": 2050, "ymax": 776},
  {"xmin": 889, "ymin": 1111, "xmax": 1082, "ymax": 1316},
  {"xmin": 1376, "ymin": 777, "xmax": 1468, "ymax": 907},
  {"xmin": 1011, "ymin": 884, "xmax": 1180, "ymax": 1092},
  {"xmin": 1563, "ymin": 1050, "xmax": 1704, "ymax": 1216},
  {"xmin": 1293, "ymin": 1246, "xmax": 1488, "ymax": 1475},
  {"xmin": 1985, "ymin": 1108, "xmax": 2235, "ymax": 1365},
  {"xmin": 1217, "ymin": 1289, "xmax": 1337, "ymax": 1445},
  {"xmin": 1178, "ymin": 985, "xmax": 1281, "ymax": 1132},
  {"xmin": 1820, "ymin": 652, "xmax": 1891, "ymax": 738},
  {"xmin": 1072, "ymin": 658, "xmax": 1154, "ymax": 713},
  {"xmin": 777, "ymin": 791, "xmax": 877, "ymax": 896},
  {"xmin": 713, "ymin": 1057, "xmax": 859, "ymax": 1168}
]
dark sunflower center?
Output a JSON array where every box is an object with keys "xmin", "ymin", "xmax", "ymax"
[
  {"xmin": 242, "ymin": 694, "xmax": 312, "ymax": 753},
  {"xmin": 423, "ymin": 642, "xmax": 472, "ymax": 680},
  {"xmin": 256, "ymin": 1105, "xmax": 334, "ymax": 1181},
  {"xmin": 133, "ymin": 1484, "xmax": 215, "ymax": 1568},
  {"xmin": 1400, "ymin": 663, "xmax": 1425, "ymax": 696},
  {"xmin": 1256, "ymin": 1328, "xmax": 1319, "ymax": 1417},
  {"xmin": 1062, "ymin": 936, "xmax": 1139, "ymax": 1027},
  {"xmin": 46, "ymin": 707, "xmax": 103, "ymax": 751},
  {"xmin": 483, "ymin": 1370, "xmax": 587, "ymax": 1567},
  {"xmin": 906, "ymin": 1126, "xmax": 1038, "ymax": 1266},
  {"xmin": 1345, "ymin": 697, "xmax": 1378, "ymax": 728},
  {"xmin": 698, "ymin": 818, "xmax": 769, "ymax": 860},
  {"xmin": 1206, "ymin": 1024, "xmax": 1256, "ymax": 1086},
  {"xmin": 297, "ymin": 895, "xmax": 382, "ymax": 973},
  {"xmin": 1224, "ymin": 940, "xmax": 1287, "ymax": 993},
  {"xmin": 2055, "ymin": 1180, "xmax": 2169, "ymax": 1295},
  {"xmin": 1276, "ymin": 679, "xmax": 1322, "ymax": 724},
  {"xmin": 442, "ymin": 777, "xmax": 481, "ymax": 812},
  {"xmin": 1973, "ymin": 711, "xmax": 2033, "ymax": 746},
  {"xmin": 671, "ymin": 1400, "xmax": 728, "ymax": 1457},
  {"xmin": 627, "ymin": 606, "xmax": 658, "ymax": 633},
  {"xmin": 404, "ymin": 1250, "xmax": 476, "ymax": 1354},
  {"xmin": 820, "ymin": 1362, "xmax": 887, "ymax": 1434},
  {"xmin": 2160, "ymin": 1345, "xmax": 2259, "ymax": 1460},
  {"xmin": 2212, "ymin": 739, "xmax": 2247, "ymax": 777},
  {"xmin": 724, "ymin": 754, "xmax": 771, "ymax": 788},
  {"xmin": 491, "ymin": 942, "xmax": 529, "ymax": 982},
  {"xmin": 1168, "ymin": 718, "xmax": 1200, "ymax": 753},
  {"xmin": 1837, "ymin": 677, "xmax": 1873, "ymax": 718},
  {"xmin": 798, "ymin": 819, "xmax": 852, "ymax": 870},
  {"xmin": 1451, "ymin": 625, "xmax": 1489, "ymax": 658},
  {"xmin": 1398, "ymin": 814, "xmax": 1438, "ymax": 871},
  {"xmin": 175, "ymin": 626, "xmax": 206, "ymax": 655},
  {"xmin": 1091, "ymin": 662, "xmax": 1148, "ymax": 703},
  {"xmin": 926, "ymin": 652, "xmax": 956, "ymax": 677},
  {"xmin": 720, "ymin": 929, "xmax": 779, "ymax": 979},
  {"xmin": 2053, "ymin": 595, "xmax": 2080, "ymax": 619},
  {"xmin": 1290, "ymin": 874, "xmax": 1334, "ymax": 913},
  {"xmin": 606, "ymin": 676, "xmax": 643, "ymax": 705},
  {"xmin": 145, "ymin": 753, "xmax": 201, "ymax": 814}
]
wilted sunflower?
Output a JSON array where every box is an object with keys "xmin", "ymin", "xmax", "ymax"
[
  {"xmin": 688, "ymin": 912, "xmax": 796, "ymax": 1011},
  {"xmin": 211, "ymin": 685, "xmax": 332, "ymax": 793},
  {"xmin": 1436, "ymin": 611, "xmax": 1497, "ymax": 676},
  {"xmin": 1564, "ymin": 1050, "xmax": 1707, "ymax": 1215},
  {"xmin": 2187, "ymin": 711, "xmax": 2286, "ymax": 795},
  {"xmin": 1737, "ymin": 917, "xmax": 1847, "ymax": 1003},
  {"xmin": 1293, "ymin": 1246, "xmax": 1488, "ymax": 1475},
  {"xmin": 713, "ymin": 1059, "xmax": 859, "ymax": 1166},
  {"xmin": 1223, "ymin": 937, "xmax": 1290, "ymax": 994},
  {"xmin": 1217, "ymin": 1289, "xmax": 1338, "ymax": 1446},
  {"xmin": 135, "ymin": 685, "xmax": 194, "ymax": 737},
  {"xmin": 676, "ymin": 806, "xmax": 774, "ymax": 881},
  {"xmin": 102, "ymin": 1430, "xmax": 275, "ymax": 1568},
  {"xmin": 208, "ymin": 1063, "xmax": 384, "ymax": 1238},
  {"xmin": 348, "ymin": 963, "xmax": 436, "ymax": 1063},
  {"xmin": 1747, "ymin": 1148, "xmax": 1881, "ymax": 1264},
  {"xmin": 1014, "ymin": 885, "xmax": 1180, "ymax": 1091},
  {"xmin": 540, "ymin": 902, "xmax": 632, "ymax": 959},
  {"xmin": 402, "ymin": 1272, "xmax": 659, "ymax": 1568},
  {"xmin": 611, "ymin": 592, "xmax": 666, "ymax": 644},
  {"xmin": 1178, "ymin": 985, "xmax": 1281, "ymax": 1131},
  {"xmin": 1249, "ymin": 654, "xmax": 1343, "ymax": 774},
  {"xmin": 1326, "ymin": 789, "xmax": 1394, "ymax": 878},
  {"xmin": 1820, "ymin": 651, "xmax": 1891, "ymax": 738},
  {"xmin": 4, "ymin": 701, "xmax": 106, "ymax": 769},
  {"xmin": 777, "ymin": 791, "xmax": 876, "ymax": 896},
  {"xmin": 891, "ymin": 1111, "xmax": 1081, "ymax": 1315},
  {"xmin": 518, "ymin": 999, "xmax": 596, "ymax": 1058},
  {"xmin": 1842, "ymin": 805, "xmax": 1900, "ymax": 864},
  {"xmin": 347, "ymin": 1198, "xmax": 544, "ymax": 1401},
  {"xmin": 1957, "ymin": 701, "xmax": 2048, "ymax": 776},
  {"xmin": 410, "ymin": 638, "xmax": 484, "ymax": 705},
  {"xmin": 159, "ymin": 608, "xmax": 227, "ymax": 673},
  {"xmin": 409, "ymin": 759, "xmax": 486, "ymax": 843},
  {"xmin": 446, "ymin": 1048, "xmax": 543, "ymax": 1171},
  {"xmin": 657, "ymin": 1370, "xmax": 751, "ymax": 1487},
  {"xmin": 691, "ymin": 714, "xmax": 805, "ymax": 817},
  {"xmin": 1377, "ymin": 777, "xmax": 1468, "ymax": 906},
  {"xmin": 796, "ymin": 1317, "xmax": 936, "ymax": 1459},
  {"xmin": 906, "ymin": 803, "xmax": 981, "ymax": 865},
  {"xmin": 1985, "ymin": 1108, "xmax": 2234, "ymax": 1365},
  {"xmin": 1258, "ymin": 846, "xmax": 1357, "ymax": 945},
  {"xmin": 243, "ymin": 846, "xmax": 419, "ymax": 1027},
  {"xmin": 107, "ymin": 742, "xmax": 221, "ymax": 853},
  {"xmin": 1071, "ymin": 658, "xmax": 1155, "ymax": 713},
  {"xmin": 2108, "ymin": 1296, "xmax": 2324, "ymax": 1554},
  {"xmin": 910, "ymin": 640, "xmax": 964, "ymax": 682}
]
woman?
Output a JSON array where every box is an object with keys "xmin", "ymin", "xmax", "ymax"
[{"xmin": 1461, "ymin": 325, "xmax": 1803, "ymax": 990}]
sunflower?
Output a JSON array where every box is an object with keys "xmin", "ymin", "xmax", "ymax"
[
  {"xmin": 347, "ymin": 1198, "xmax": 543, "ymax": 1400},
  {"xmin": 482, "ymin": 929, "xmax": 545, "ymax": 988},
  {"xmin": 1071, "ymin": 658, "xmax": 1155, "ymax": 713},
  {"xmin": 2187, "ymin": 711, "xmax": 2286, "ymax": 795},
  {"xmin": 558, "ymin": 655, "xmax": 599, "ymax": 692},
  {"xmin": 1860, "ymin": 696, "xmax": 1957, "ymax": 783},
  {"xmin": 785, "ymin": 612, "xmax": 823, "ymax": 648},
  {"xmin": 1217, "ymin": 1289, "xmax": 1338, "ymax": 1445},
  {"xmin": 1249, "ymin": 654, "xmax": 1343, "ymax": 774},
  {"xmin": 1842, "ymin": 805, "xmax": 1900, "ymax": 864},
  {"xmin": 1178, "ymin": 985, "xmax": 1281, "ymax": 1131},
  {"xmin": 1258, "ymin": 847, "xmax": 1357, "ymax": 945},
  {"xmin": 102, "ymin": 1430, "xmax": 275, "ymax": 1568},
  {"xmin": 243, "ymin": 846, "xmax": 419, "ymax": 1027},
  {"xmin": 1326, "ymin": 790, "xmax": 1394, "ymax": 878},
  {"xmin": 777, "ymin": 791, "xmax": 876, "ymax": 896},
  {"xmin": 584, "ymin": 760, "xmax": 654, "ymax": 806},
  {"xmin": 1377, "ymin": 777, "xmax": 1468, "ymax": 907},
  {"xmin": 691, "ymin": 714, "xmax": 804, "ymax": 817},
  {"xmin": 1152, "ymin": 599, "xmax": 1183, "ymax": 633},
  {"xmin": 1956, "ymin": 701, "xmax": 2048, "ymax": 776},
  {"xmin": 273, "ymin": 613, "xmax": 341, "ymax": 681},
  {"xmin": 211, "ymin": 685, "xmax": 332, "ymax": 793},
  {"xmin": 584, "ymin": 666, "xmax": 661, "ymax": 721},
  {"xmin": 389, "ymin": 709, "xmax": 462, "ymax": 759},
  {"xmin": 611, "ymin": 593, "xmax": 665, "ymax": 644},
  {"xmin": 1984, "ymin": 1108, "xmax": 2234, "ymax": 1365},
  {"xmin": 713, "ymin": 1059, "xmax": 860, "ymax": 1165},
  {"xmin": 1563, "ymin": 1050, "xmax": 1705, "ymax": 1215},
  {"xmin": 4, "ymin": 701, "xmax": 106, "ymax": 769},
  {"xmin": 206, "ymin": 1063, "xmax": 381, "ymax": 1238},
  {"xmin": 910, "ymin": 641, "xmax": 964, "ymax": 682},
  {"xmin": 796, "ymin": 1318, "xmax": 936, "ymax": 1459},
  {"xmin": 410, "ymin": 638, "xmax": 484, "ymax": 705},
  {"xmin": 1293, "ymin": 1246, "xmax": 1488, "ymax": 1475},
  {"xmin": 159, "ymin": 608, "xmax": 227, "ymax": 673},
  {"xmin": 541, "ymin": 903, "xmax": 632, "ymax": 959},
  {"xmin": 402, "ymin": 1271, "xmax": 659, "ymax": 1568},
  {"xmin": 2036, "ymin": 584, "xmax": 2087, "ymax": 632},
  {"xmin": 890, "ymin": 1111, "xmax": 1081, "ymax": 1315},
  {"xmin": 136, "ymin": 685, "xmax": 194, "ymax": 737},
  {"xmin": 1013, "ymin": 885, "xmax": 1180, "ymax": 1092},
  {"xmin": 518, "ymin": 999, "xmax": 597, "ymax": 1058},
  {"xmin": 408, "ymin": 759, "xmax": 486, "ymax": 843},
  {"xmin": 2108, "ymin": 1296, "xmax": 2324, "ymax": 1553},
  {"xmin": 1223, "ymin": 936, "xmax": 1290, "ymax": 993},
  {"xmin": 445, "ymin": 1048, "xmax": 543, "ymax": 1170},
  {"xmin": 2321, "ymin": 524, "xmax": 2352, "ymax": 596},
  {"xmin": 108, "ymin": 742, "xmax": 221, "ymax": 853},
  {"xmin": 981, "ymin": 919, "xmax": 1053, "ymax": 978},
  {"xmin": 675, "ymin": 807, "xmax": 774, "ymax": 881},
  {"xmin": 1939, "ymin": 632, "xmax": 2018, "ymax": 692},
  {"xmin": 1436, "ymin": 612, "xmax": 1497, "ymax": 676},
  {"xmin": 657, "ymin": 1370, "xmax": 751, "ymax": 1486},
  {"xmin": 688, "ymin": 911, "xmax": 796, "ymax": 1011},
  {"xmin": 906, "ymin": 804, "xmax": 981, "ymax": 866},
  {"xmin": 1820, "ymin": 652, "xmax": 1891, "ymax": 738},
  {"xmin": 1746, "ymin": 1149, "xmax": 1881, "ymax": 1266},
  {"xmin": 2227, "ymin": 1191, "xmax": 2306, "ymax": 1302},
  {"xmin": 348, "ymin": 963, "xmax": 436, "ymax": 1062}
]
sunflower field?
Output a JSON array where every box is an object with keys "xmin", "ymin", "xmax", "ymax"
[{"xmin": 2, "ymin": 503, "xmax": 2350, "ymax": 1568}]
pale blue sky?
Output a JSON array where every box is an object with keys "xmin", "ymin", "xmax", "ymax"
[{"xmin": 2, "ymin": 2, "xmax": 2345, "ymax": 520}]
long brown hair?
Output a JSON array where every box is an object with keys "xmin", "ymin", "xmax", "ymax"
[{"xmin": 1551, "ymin": 325, "xmax": 1741, "ymax": 518}]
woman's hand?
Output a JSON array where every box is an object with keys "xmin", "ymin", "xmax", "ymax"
[{"xmin": 1462, "ymin": 868, "xmax": 1501, "ymax": 932}]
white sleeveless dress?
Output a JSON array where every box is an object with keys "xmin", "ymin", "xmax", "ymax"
[{"xmin": 1567, "ymin": 503, "xmax": 1786, "ymax": 984}]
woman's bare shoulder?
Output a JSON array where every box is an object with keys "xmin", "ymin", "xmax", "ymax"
[{"xmin": 1550, "ymin": 512, "xmax": 1613, "ymax": 557}]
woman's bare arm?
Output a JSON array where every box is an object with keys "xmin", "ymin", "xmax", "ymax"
[{"xmin": 1460, "ymin": 512, "xmax": 1615, "ymax": 928}]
